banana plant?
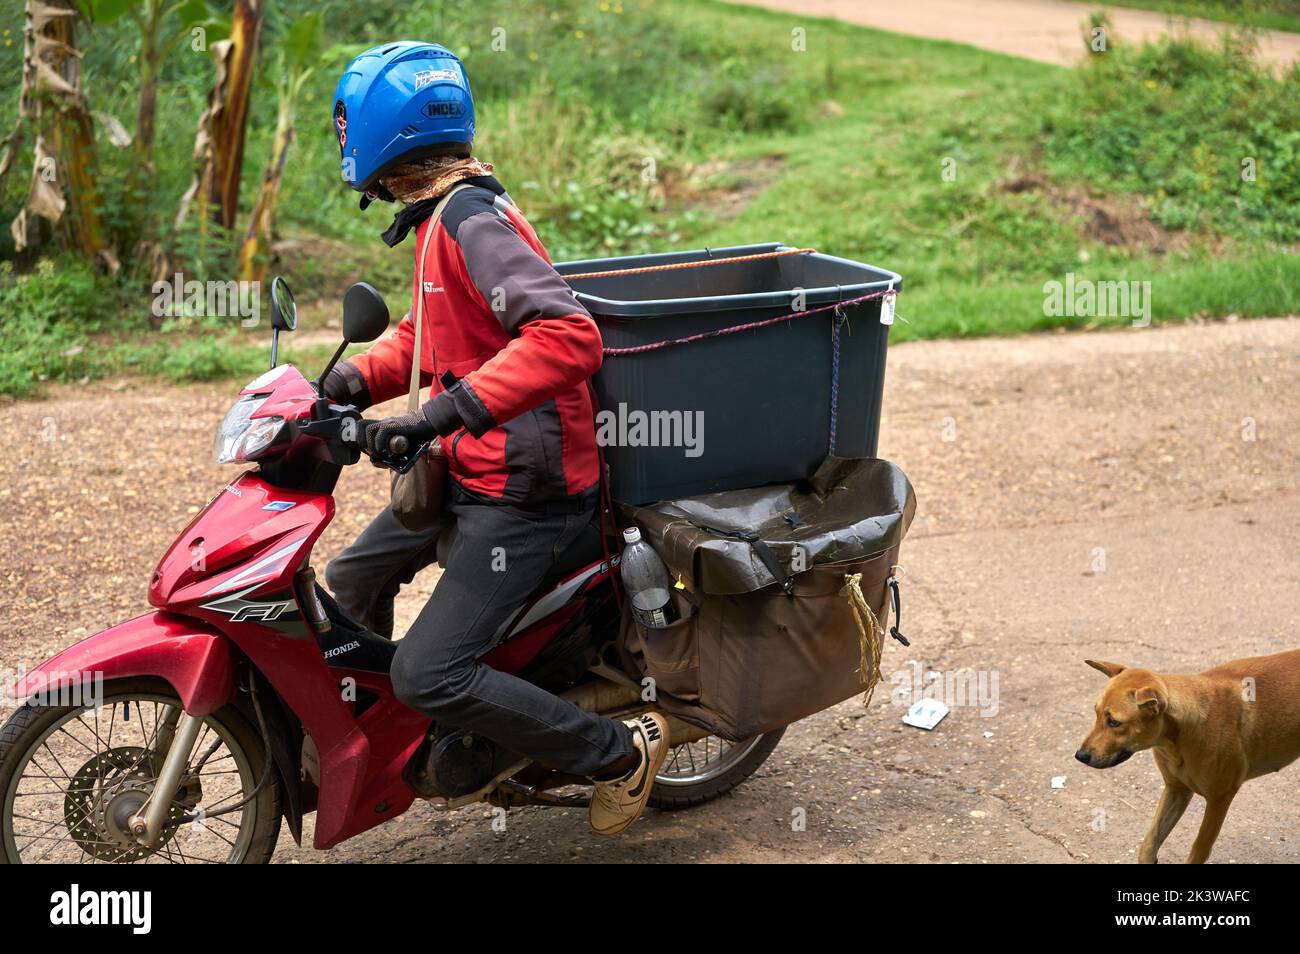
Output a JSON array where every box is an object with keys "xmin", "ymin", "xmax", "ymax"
[
  {"xmin": 78, "ymin": 0, "xmax": 228, "ymax": 183},
  {"xmin": 171, "ymin": 0, "xmax": 264, "ymax": 243},
  {"xmin": 2, "ymin": 0, "xmax": 115, "ymax": 269},
  {"xmin": 238, "ymin": 14, "xmax": 347, "ymax": 283}
]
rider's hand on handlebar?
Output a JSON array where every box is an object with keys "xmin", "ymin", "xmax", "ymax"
[
  {"xmin": 362, "ymin": 392, "xmax": 465, "ymax": 458},
  {"xmin": 362, "ymin": 410, "xmax": 436, "ymax": 458}
]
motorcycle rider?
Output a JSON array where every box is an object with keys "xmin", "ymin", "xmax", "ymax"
[{"xmin": 320, "ymin": 42, "xmax": 667, "ymax": 836}]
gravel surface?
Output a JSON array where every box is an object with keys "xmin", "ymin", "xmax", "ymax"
[{"xmin": 1, "ymin": 316, "xmax": 1297, "ymax": 863}]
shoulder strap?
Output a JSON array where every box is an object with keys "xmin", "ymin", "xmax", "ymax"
[{"xmin": 408, "ymin": 181, "xmax": 476, "ymax": 411}]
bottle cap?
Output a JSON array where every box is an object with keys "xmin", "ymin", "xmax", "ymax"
[{"xmin": 622, "ymin": 527, "xmax": 641, "ymax": 544}]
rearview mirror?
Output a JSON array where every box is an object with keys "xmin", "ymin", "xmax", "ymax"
[
  {"xmin": 270, "ymin": 276, "xmax": 297, "ymax": 332},
  {"xmin": 342, "ymin": 282, "xmax": 389, "ymax": 343}
]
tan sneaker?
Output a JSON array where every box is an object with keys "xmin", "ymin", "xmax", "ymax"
[{"xmin": 589, "ymin": 713, "xmax": 669, "ymax": 837}]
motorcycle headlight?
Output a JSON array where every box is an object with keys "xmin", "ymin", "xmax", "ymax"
[{"xmin": 213, "ymin": 394, "xmax": 285, "ymax": 464}]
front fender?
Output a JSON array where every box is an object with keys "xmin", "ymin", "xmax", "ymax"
[{"xmin": 10, "ymin": 612, "xmax": 237, "ymax": 716}]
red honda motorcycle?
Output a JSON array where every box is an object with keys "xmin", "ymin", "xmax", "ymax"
[{"xmin": 0, "ymin": 279, "xmax": 783, "ymax": 864}]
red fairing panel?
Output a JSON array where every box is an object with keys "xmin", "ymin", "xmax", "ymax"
[
  {"xmin": 9, "ymin": 612, "xmax": 237, "ymax": 716},
  {"xmin": 149, "ymin": 472, "xmax": 333, "ymax": 614}
]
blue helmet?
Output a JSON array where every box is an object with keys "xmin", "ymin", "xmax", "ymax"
[{"xmin": 333, "ymin": 41, "xmax": 476, "ymax": 195}]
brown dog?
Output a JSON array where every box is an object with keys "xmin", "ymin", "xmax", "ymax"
[{"xmin": 1075, "ymin": 651, "xmax": 1300, "ymax": 864}]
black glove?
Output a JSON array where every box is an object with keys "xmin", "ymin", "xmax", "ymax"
[
  {"xmin": 362, "ymin": 392, "xmax": 464, "ymax": 457},
  {"xmin": 322, "ymin": 360, "xmax": 372, "ymax": 410},
  {"xmin": 363, "ymin": 409, "xmax": 435, "ymax": 457}
]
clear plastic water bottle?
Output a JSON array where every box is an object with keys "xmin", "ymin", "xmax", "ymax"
[{"xmin": 620, "ymin": 526, "xmax": 680, "ymax": 629}]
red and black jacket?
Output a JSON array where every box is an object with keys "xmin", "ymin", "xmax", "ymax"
[{"xmin": 341, "ymin": 176, "xmax": 602, "ymax": 506}]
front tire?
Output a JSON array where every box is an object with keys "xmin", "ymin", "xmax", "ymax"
[{"xmin": 0, "ymin": 678, "xmax": 281, "ymax": 864}]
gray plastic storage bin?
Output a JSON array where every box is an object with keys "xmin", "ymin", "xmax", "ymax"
[{"xmin": 557, "ymin": 243, "xmax": 901, "ymax": 504}]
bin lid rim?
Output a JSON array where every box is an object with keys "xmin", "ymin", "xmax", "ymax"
[
  {"xmin": 555, "ymin": 242, "xmax": 785, "ymax": 273},
  {"xmin": 566, "ymin": 249, "xmax": 902, "ymax": 317},
  {"xmin": 574, "ymin": 274, "xmax": 902, "ymax": 316}
]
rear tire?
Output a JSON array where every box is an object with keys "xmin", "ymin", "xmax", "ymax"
[
  {"xmin": 650, "ymin": 727, "xmax": 785, "ymax": 810},
  {"xmin": 0, "ymin": 677, "xmax": 281, "ymax": 864}
]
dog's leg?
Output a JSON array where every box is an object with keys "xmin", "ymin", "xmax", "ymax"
[
  {"xmin": 1139, "ymin": 783, "xmax": 1193, "ymax": 864},
  {"xmin": 1185, "ymin": 791, "xmax": 1237, "ymax": 864}
]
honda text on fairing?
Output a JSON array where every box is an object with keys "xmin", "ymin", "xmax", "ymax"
[{"xmin": 0, "ymin": 279, "xmax": 782, "ymax": 863}]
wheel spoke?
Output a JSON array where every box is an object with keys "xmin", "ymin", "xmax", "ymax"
[
  {"xmin": 653, "ymin": 732, "xmax": 771, "ymax": 788},
  {"xmin": 4, "ymin": 691, "xmax": 264, "ymax": 864}
]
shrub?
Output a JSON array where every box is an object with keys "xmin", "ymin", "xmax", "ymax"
[
  {"xmin": 0, "ymin": 259, "xmax": 108, "ymax": 397},
  {"xmin": 1044, "ymin": 31, "xmax": 1300, "ymax": 243}
]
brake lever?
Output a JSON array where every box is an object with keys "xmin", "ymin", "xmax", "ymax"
[{"xmin": 370, "ymin": 435, "xmax": 430, "ymax": 475}]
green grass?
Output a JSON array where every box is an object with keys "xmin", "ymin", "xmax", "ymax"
[
  {"xmin": 895, "ymin": 250, "xmax": 1300, "ymax": 339},
  {"xmin": 1046, "ymin": 32, "xmax": 1300, "ymax": 242},
  {"xmin": 665, "ymin": 1, "xmax": 1300, "ymax": 339},
  {"xmin": 671, "ymin": 6, "xmax": 1074, "ymax": 287},
  {"xmin": 2, "ymin": 0, "xmax": 1298, "ymax": 399},
  {"xmin": 0, "ymin": 321, "xmax": 352, "ymax": 401},
  {"xmin": 1105, "ymin": 0, "xmax": 1300, "ymax": 33},
  {"xmin": 0, "ymin": 257, "xmax": 362, "ymax": 398}
]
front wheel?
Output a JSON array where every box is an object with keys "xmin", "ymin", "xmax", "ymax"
[
  {"xmin": 650, "ymin": 727, "xmax": 785, "ymax": 810},
  {"xmin": 0, "ymin": 678, "xmax": 281, "ymax": 864}
]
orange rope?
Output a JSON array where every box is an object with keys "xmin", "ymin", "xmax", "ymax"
[{"xmin": 563, "ymin": 247, "xmax": 816, "ymax": 281}]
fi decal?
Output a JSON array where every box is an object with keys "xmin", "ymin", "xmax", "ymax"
[{"xmin": 200, "ymin": 585, "xmax": 305, "ymax": 635}]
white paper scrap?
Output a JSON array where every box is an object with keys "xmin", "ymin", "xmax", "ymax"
[{"xmin": 902, "ymin": 697, "xmax": 949, "ymax": 730}]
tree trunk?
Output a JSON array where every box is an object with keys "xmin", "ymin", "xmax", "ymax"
[
  {"xmin": 175, "ymin": 0, "xmax": 265, "ymax": 261},
  {"xmin": 208, "ymin": 0, "xmax": 264, "ymax": 230},
  {"xmin": 133, "ymin": 2, "xmax": 163, "ymax": 183},
  {"xmin": 7, "ymin": 0, "xmax": 117, "ymax": 271},
  {"xmin": 238, "ymin": 106, "xmax": 293, "ymax": 285},
  {"xmin": 127, "ymin": 9, "xmax": 163, "ymax": 269}
]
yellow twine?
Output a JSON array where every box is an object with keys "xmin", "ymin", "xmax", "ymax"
[{"xmin": 843, "ymin": 572, "xmax": 885, "ymax": 708}]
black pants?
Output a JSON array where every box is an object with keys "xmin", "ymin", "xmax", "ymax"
[
  {"xmin": 325, "ymin": 493, "xmax": 632, "ymax": 777},
  {"xmin": 324, "ymin": 505, "xmax": 447, "ymax": 639}
]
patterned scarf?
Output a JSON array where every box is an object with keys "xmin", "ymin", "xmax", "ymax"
[{"xmin": 380, "ymin": 154, "xmax": 495, "ymax": 206}]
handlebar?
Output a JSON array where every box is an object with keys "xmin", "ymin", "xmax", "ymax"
[{"xmin": 298, "ymin": 399, "xmax": 425, "ymax": 474}]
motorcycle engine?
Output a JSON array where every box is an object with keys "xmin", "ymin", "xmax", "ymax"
[{"xmin": 409, "ymin": 728, "xmax": 500, "ymax": 799}]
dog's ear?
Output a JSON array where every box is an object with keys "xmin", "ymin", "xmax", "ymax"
[
  {"xmin": 1134, "ymin": 685, "xmax": 1167, "ymax": 716},
  {"xmin": 1085, "ymin": 659, "xmax": 1127, "ymax": 678}
]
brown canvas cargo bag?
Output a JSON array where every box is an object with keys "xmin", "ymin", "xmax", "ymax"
[{"xmin": 620, "ymin": 457, "xmax": 915, "ymax": 741}]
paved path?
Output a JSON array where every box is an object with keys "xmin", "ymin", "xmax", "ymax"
[{"xmin": 728, "ymin": 0, "xmax": 1300, "ymax": 68}]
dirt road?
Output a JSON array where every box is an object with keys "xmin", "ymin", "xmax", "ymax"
[
  {"xmin": 728, "ymin": 0, "xmax": 1300, "ymax": 68},
  {"xmin": 1, "ymin": 316, "xmax": 1297, "ymax": 863}
]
